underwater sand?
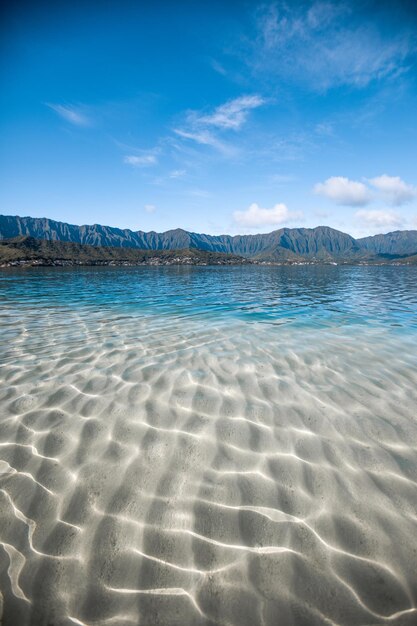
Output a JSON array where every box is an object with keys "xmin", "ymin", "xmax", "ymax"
[{"xmin": 1, "ymin": 266, "xmax": 417, "ymax": 625}]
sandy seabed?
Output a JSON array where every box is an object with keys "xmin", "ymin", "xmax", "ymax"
[{"xmin": 1, "ymin": 310, "xmax": 417, "ymax": 626}]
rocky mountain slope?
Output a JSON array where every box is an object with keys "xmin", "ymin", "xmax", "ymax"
[
  {"xmin": 1, "ymin": 214, "xmax": 417, "ymax": 260},
  {"xmin": 358, "ymin": 230, "xmax": 417, "ymax": 256},
  {"xmin": 0, "ymin": 236, "xmax": 252, "ymax": 267}
]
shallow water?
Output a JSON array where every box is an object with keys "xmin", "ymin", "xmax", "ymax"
[{"xmin": 1, "ymin": 266, "xmax": 417, "ymax": 626}]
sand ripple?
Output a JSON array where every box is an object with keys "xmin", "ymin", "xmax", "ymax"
[{"xmin": 1, "ymin": 310, "xmax": 417, "ymax": 625}]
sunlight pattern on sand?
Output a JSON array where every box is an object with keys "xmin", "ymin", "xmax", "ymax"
[{"xmin": 1, "ymin": 266, "xmax": 417, "ymax": 625}]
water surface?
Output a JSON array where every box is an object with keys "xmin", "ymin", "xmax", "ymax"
[{"xmin": 1, "ymin": 266, "xmax": 417, "ymax": 625}]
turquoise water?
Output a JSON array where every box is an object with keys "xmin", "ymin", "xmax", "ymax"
[
  {"xmin": 2, "ymin": 265, "xmax": 417, "ymax": 329},
  {"xmin": 1, "ymin": 266, "xmax": 417, "ymax": 626}
]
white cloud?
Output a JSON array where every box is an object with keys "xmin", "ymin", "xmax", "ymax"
[
  {"xmin": 124, "ymin": 155, "xmax": 157, "ymax": 167},
  {"xmin": 144, "ymin": 204, "xmax": 156, "ymax": 213},
  {"xmin": 197, "ymin": 95, "xmax": 265, "ymax": 130},
  {"xmin": 173, "ymin": 94, "xmax": 265, "ymax": 156},
  {"xmin": 173, "ymin": 128, "xmax": 234, "ymax": 156},
  {"xmin": 47, "ymin": 103, "xmax": 90, "ymax": 126},
  {"xmin": 314, "ymin": 173, "xmax": 417, "ymax": 208},
  {"xmin": 368, "ymin": 174, "xmax": 416, "ymax": 206},
  {"xmin": 233, "ymin": 202, "xmax": 302, "ymax": 228},
  {"xmin": 314, "ymin": 176, "xmax": 371, "ymax": 206},
  {"xmin": 174, "ymin": 128, "xmax": 221, "ymax": 147},
  {"xmin": 355, "ymin": 209, "xmax": 403, "ymax": 228}
]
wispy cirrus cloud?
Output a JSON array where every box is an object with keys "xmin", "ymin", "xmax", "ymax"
[
  {"xmin": 243, "ymin": 1, "xmax": 416, "ymax": 91},
  {"xmin": 174, "ymin": 94, "xmax": 265, "ymax": 155},
  {"xmin": 187, "ymin": 189, "xmax": 212, "ymax": 198},
  {"xmin": 269, "ymin": 173, "xmax": 296, "ymax": 184},
  {"xmin": 169, "ymin": 169, "xmax": 186, "ymax": 179},
  {"xmin": 196, "ymin": 95, "xmax": 265, "ymax": 130},
  {"xmin": 210, "ymin": 58, "xmax": 228, "ymax": 76},
  {"xmin": 47, "ymin": 103, "xmax": 90, "ymax": 126},
  {"xmin": 173, "ymin": 128, "xmax": 229, "ymax": 153},
  {"xmin": 233, "ymin": 202, "xmax": 302, "ymax": 228},
  {"xmin": 124, "ymin": 154, "xmax": 157, "ymax": 167},
  {"xmin": 314, "ymin": 177, "xmax": 371, "ymax": 207}
]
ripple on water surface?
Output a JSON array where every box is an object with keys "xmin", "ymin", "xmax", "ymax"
[{"xmin": 1, "ymin": 266, "xmax": 417, "ymax": 626}]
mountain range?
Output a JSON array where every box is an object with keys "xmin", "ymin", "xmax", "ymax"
[
  {"xmin": 1, "ymin": 214, "xmax": 417, "ymax": 262},
  {"xmin": 0, "ymin": 236, "xmax": 250, "ymax": 267}
]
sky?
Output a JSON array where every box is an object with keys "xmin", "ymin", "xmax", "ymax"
[{"xmin": 1, "ymin": 0, "xmax": 417, "ymax": 237}]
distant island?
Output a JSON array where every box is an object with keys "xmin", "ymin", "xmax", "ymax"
[{"xmin": 1, "ymin": 214, "xmax": 417, "ymax": 266}]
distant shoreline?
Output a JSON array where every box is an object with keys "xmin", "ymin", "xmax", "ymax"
[
  {"xmin": 1, "ymin": 234, "xmax": 416, "ymax": 268},
  {"xmin": 1, "ymin": 214, "xmax": 417, "ymax": 265}
]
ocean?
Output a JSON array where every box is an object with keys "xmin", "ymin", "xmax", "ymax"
[{"xmin": 1, "ymin": 265, "xmax": 417, "ymax": 625}]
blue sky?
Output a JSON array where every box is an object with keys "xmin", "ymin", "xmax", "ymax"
[{"xmin": 1, "ymin": 0, "xmax": 417, "ymax": 237}]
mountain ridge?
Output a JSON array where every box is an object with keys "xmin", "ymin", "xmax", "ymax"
[
  {"xmin": 0, "ymin": 236, "xmax": 253, "ymax": 267},
  {"xmin": 1, "ymin": 214, "xmax": 417, "ymax": 260},
  {"xmin": 3, "ymin": 236, "xmax": 417, "ymax": 267}
]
